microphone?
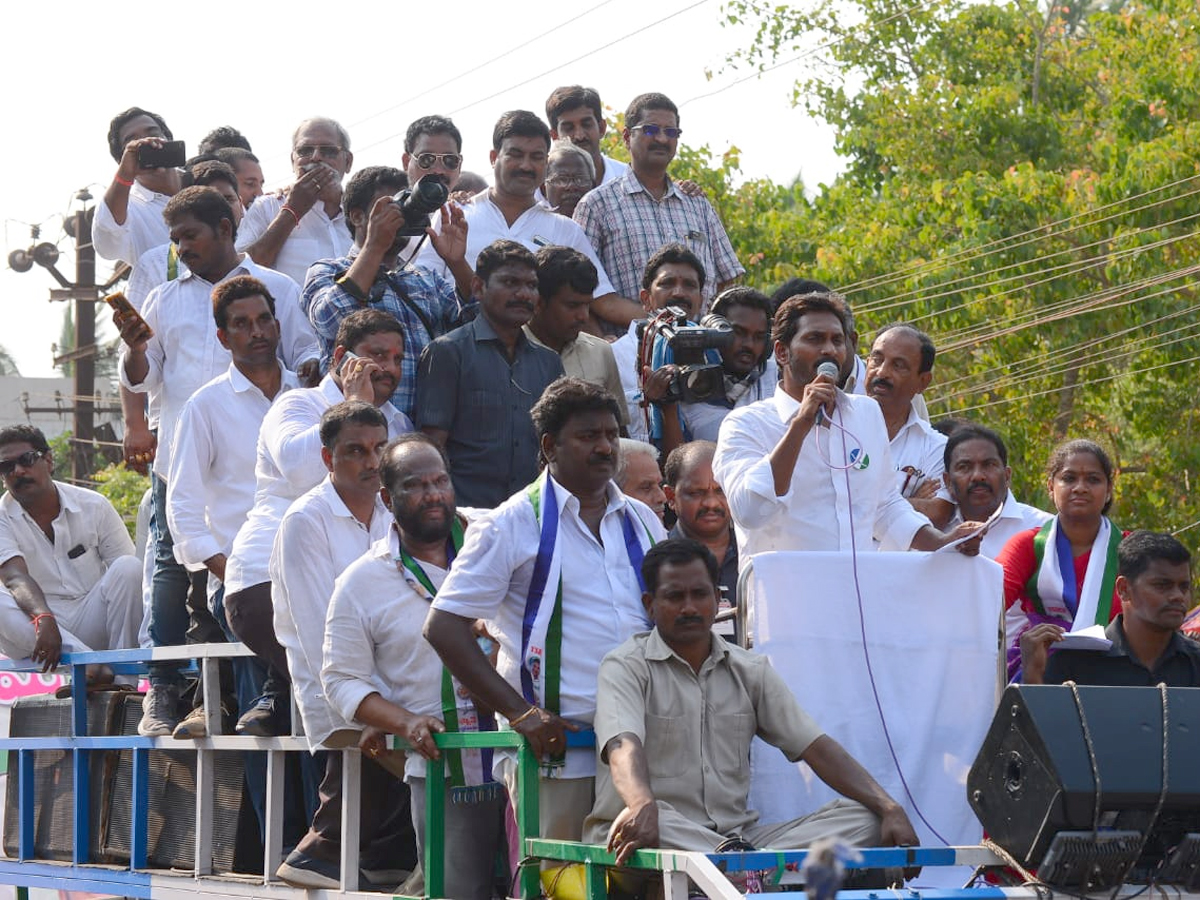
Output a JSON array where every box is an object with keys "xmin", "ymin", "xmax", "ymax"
[{"xmin": 814, "ymin": 360, "xmax": 839, "ymax": 425}]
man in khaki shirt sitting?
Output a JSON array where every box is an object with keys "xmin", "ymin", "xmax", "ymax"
[{"xmin": 584, "ymin": 538, "xmax": 919, "ymax": 861}]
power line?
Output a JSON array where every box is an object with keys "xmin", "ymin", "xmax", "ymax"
[{"xmin": 348, "ymin": 0, "xmax": 618, "ymax": 133}]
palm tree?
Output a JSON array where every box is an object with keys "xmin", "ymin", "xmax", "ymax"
[{"xmin": 0, "ymin": 346, "xmax": 20, "ymax": 376}]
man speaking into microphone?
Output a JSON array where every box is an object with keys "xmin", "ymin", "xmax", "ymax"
[{"xmin": 713, "ymin": 292, "xmax": 983, "ymax": 569}]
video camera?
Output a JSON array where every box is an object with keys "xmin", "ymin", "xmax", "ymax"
[
  {"xmin": 636, "ymin": 305, "xmax": 734, "ymax": 404},
  {"xmin": 391, "ymin": 175, "xmax": 449, "ymax": 237}
]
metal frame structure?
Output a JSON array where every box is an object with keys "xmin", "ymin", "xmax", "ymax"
[{"xmin": 1, "ymin": 646, "xmax": 1198, "ymax": 899}]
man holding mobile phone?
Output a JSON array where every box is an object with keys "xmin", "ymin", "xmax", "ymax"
[{"xmin": 93, "ymin": 107, "xmax": 183, "ymax": 265}]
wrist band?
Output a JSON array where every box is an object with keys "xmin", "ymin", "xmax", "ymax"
[
  {"xmin": 114, "ymin": 175, "xmax": 134, "ymax": 188},
  {"xmin": 335, "ymin": 274, "xmax": 368, "ymax": 303},
  {"xmin": 30, "ymin": 613, "xmax": 55, "ymax": 633},
  {"xmin": 280, "ymin": 205, "xmax": 302, "ymax": 227},
  {"xmin": 509, "ymin": 706, "xmax": 540, "ymax": 727}
]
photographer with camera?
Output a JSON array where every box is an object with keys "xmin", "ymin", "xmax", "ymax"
[
  {"xmin": 646, "ymin": 287, "xmax": 777, "ymax": 457},
  {"xmin": 303, "ymin": 166, "xmax": 471, "ymax": 422}
]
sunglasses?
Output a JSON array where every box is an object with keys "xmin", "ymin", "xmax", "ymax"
[
  {"xmin": 630, "ymin": 124, "xmax": 683, "ymax": 139},
  {"xmin": 294, "ymin": 144, "xmax": 344, "ymax": 160},
  {"xmin": 415, "ymin": 152, "xmax": 462, "ymax": 170},
  {"xmin": 0, "ymin": 450, "xmax": 46, "ymax": 477}
]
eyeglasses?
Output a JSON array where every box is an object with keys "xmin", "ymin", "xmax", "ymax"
[
  {"xmin": 0, "ymin": 450, "xmax": 45, "ymax": 477},
  {"xmin": 545, "ymin": 175, "xmax": 593, "ymax": 188},
  {"xmin": 293, "ymin": 144, "xmax": 344, "ymax": 160},
  {"xmin": 415, "ymin": 152, "xmax": 462, "ymax": 170},
  {"xmin": 630, "ymin": 124, "xmax": 683, "ymax": 139}
]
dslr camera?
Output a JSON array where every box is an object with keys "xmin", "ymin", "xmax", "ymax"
[
  {"xmin": 391, "ymin": 176, "xmax": 450, "ymax": 237},
  {"xmin": 637, "ymin": 305, "xmax": 734, "ymax": 404}
]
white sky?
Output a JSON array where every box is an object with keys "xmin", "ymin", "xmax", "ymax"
[{"xmin": 0, "ymin": 0, "xmax": 842, "ymax": 380}]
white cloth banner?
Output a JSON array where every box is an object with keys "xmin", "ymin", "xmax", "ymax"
[{"xmin": 745, "ymin": 551, "xmax": 1003, "ymax": 864}]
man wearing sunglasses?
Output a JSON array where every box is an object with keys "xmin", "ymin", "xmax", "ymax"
[
  {"xmin": 238, "ymin": 117, "xmax": 355, "ymax": 285},
  {"xmin": 574, "ymin": 93, "xmax": 745, "ymax": 326},
  {"xmin": 0, "ymin": 426, "xmax": 142, "ymax": 670},
  {"xmin": 402, "ymin": 115, "xmax": 464, "ymax": 194}
]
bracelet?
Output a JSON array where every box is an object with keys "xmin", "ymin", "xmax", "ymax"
[
  {"xmin": 30, "ymin": 613, "xmax": 55, "ymax": 633},
  {"xmin": 335, "ymin": 274, "xmax": 368, "ymax": 304},
  {"xmin": 508, "ymin": 705, "xmax": 541, "ymax": 727},
  {"xmin": 280, "ymin": 205, "xmax": 302, "ymax": 227},
  {"xmin": 114, "ymin": 175, "xmax": 134, "ymax": 188}
]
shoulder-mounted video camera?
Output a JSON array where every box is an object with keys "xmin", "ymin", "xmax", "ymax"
[{"xmin": 636, "ymin": 305, "xmax": 734, "ymax": 404}]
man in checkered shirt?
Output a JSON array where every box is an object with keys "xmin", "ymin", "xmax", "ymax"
[{"xmin": 573, "ymin": 92, "xmax": 745, "ymax": 334}]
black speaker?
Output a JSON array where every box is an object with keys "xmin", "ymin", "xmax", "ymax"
[
  {"xmin": 2, "ymin": 691, "xmax": 126, "ymax": 862},
  {"xmin": 101, "ymin": 692, "xmax": 262, "ymax": 874},
  {"xmin": 968, "ymin": 685, "xmax": 1200, "ymax": 879}
]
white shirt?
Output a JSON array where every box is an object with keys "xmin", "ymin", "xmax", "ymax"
[
  {"xmin": 272, "ymin": 477, "xmax": 391, "ymax": 747},
  {"xmin": 887, "ymin": 400, "xmax": 947, "ymax": 497},
  {"xmin": 322, "ymin": 528, "xmax": 449, "ymax": 780},
  {"xmin": 127, "ymin": 243, "xmax": 186, "ymax": 312},
  {"xmin": 225, "ymin": 373, "xmax": 412, "ymax": 595},
  {"xmin": 432, "ymin": 475, "xmax": 666, "ymax": 778},
  {"xmin": 947, "ymin": 490, "xmax": 1051, "ymax": 559},
  {"xmin": 91, "ymin": 181, "xmax": 170, "ymax": 265},
  {"xmin": 612, "ymin": 320, "xmax": 646, "ymax": 440},
  {"xmin": 118, "ymin": 257, "xmax": 319, "ymax": 478},
  {"xmin": 713, "ymin": 388, "xmax": 931, "ymax": 571},
  {"xmin": 166, "ymin": 363, "xmax": 300, "ymax": 576},
  {"xmin": 598, "ymin": 154, "xmax": 628, "ymax": 185},
  {"xmin": 0, "ymin": 483, "xmax": 135, "ymax": 604},
  {"xmin": 413, "ymin": 191, "xmax": 616, "ymax": 298},
  {"xmin": 236, "ymin": 193, "xmax": 353, "ymax": 287}
]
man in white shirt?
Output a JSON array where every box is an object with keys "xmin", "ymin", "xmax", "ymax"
[
  {"xmin": 316, "ymin": 434, "xmax": 503, "ymax": 898},
  {"xmin": 414, "ymin": 110, "xmax": 643, "ymax": 332},
  {"xmin": 425, "ymin": 377, "xmax": 666, "ymax": 851},
  {"xmin": 273, "ymin": 402, "xmax": 412, "ymax": 890},
  {"xmin": 223, "ymin": 309, "xmax": 413, "ymax": 736},
  {"xmin": 864, "ymin": 323, "xmax": 953, "ymax": 527},
  {"xmin": 121, "ymin": 161, "xmax": 247, "ymax": 480},
  {"xmin": 237, "ymin": 117, "xmax": 354, "ymax": 285},
  {"xmin": 941, "ymin": 423, "xmax": 1052, "ymax": 559},
  {"xmin": 114, "ymin": 185, "xmax": 319, "ymax": 735},
  {"xmin": 545, "ymin": 85, "xmax": 629, "ymax": 187},
  {"xmin": 713, "ymin": 293, "xmax": 983, "ymax": 570},
  {"xmin": 164, "ymin": 276, "xmax": 301, "ymax": 738},
  {"xmin": 0, "ymin": 426, "xmax": 140, "ymax": 668},
  {"xmin": 92, "ymin": 107, "xmax": 181, "ymax": 265}
]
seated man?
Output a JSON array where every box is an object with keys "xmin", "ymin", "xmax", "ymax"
[
  {"xmin": 1024, "ymin": 531, "xmax": 1200, "ymax": 686},
  {"xmin": 0, "ymin": 426, "xmax": 141, "ymax": 666},
  {"xmin": 584, "ymin": 538, "xmax": 918, "ymax": 859}
]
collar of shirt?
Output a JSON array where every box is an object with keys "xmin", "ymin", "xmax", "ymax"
[
  {"xmin": 131, "ymin": 180, "xmax": 170, "ymax": 205},
  {"xmin": 643, "ymin": 626, "xmax": 730, "ymax": 670},
  {"xmin": 622, "ymin": 169, "xmax": 682, "ymax": 201},
  {"xmin": 177, "ymin": 256, "xmax": 251, "ymax": 286},
  {"xmin": 546, "ymin": 470, "xmax": 629, "ymax": 521},
  {"xmin": 227, "ymin": 360, "xmax": 294, "ymax": 399},
  {"xmin": 472, "ymin": 312, "xmax": 530, "ymax": 350},
  {"xmin": 771, "ymin": 383, "xmax": 848, "ymax": 424},
  {"xmin": 5, "ymin": 482, "xmax": 76, "ymax": 525},
  {"xmin": 315, "ymin": 372, "xmax": 407, "ymax": 429},
  {"xmin": 1105, "ymin": 615, "xmax": 1194, "ymax": 667},
  {"xmin": 317, "ymin": 475, "xmax": 383, "ymax": 526}
]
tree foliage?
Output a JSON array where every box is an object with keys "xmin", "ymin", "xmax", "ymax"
[{"xmin": 691, "ymin": 0, "xmax": 1200, "ymax": 537}]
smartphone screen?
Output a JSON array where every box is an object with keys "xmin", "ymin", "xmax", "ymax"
[{"xmin": 138, "ymin": 141, "xmax": 186, "ymax": 170}]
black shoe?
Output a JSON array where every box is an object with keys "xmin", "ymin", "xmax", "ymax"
[
  {"xmin": 235, "ymin": 692, "xmax": 290, "ymax": 736},
  {"xmin": 276, "ymin": 849, "xmax": 340, "ymax": 889}
]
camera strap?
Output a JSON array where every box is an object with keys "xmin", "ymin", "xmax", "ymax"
[{"xmin": 381, "ymin": 269, "xmax": 439, "ymax": 341}]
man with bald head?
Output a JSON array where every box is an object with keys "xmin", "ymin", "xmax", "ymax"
[{"xmin": 238, "ymin": 117, "xmax": 355, "ymax": 284}]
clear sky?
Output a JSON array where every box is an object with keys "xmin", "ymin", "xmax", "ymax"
[{"xmin": 0, "ymin": 0, "xmax": 841, "ymax": 379}]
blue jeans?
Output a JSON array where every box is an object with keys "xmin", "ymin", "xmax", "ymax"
[{"xmin": 148, "ymin": 475, "xmax": 190, "ymax": 686}]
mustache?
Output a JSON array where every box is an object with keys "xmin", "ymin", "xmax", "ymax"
[
  {"xmin": 868, "ymin": 377, "xmax": 892, "ymax": 391},
  {"xmin": 968, "ymin": 480, "xmax": 994, "ymax": 492},
  {"xmin": 674, "ymin": 616, "xmax": 705, "ymax": 627}
]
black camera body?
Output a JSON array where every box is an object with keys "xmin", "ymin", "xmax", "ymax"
[
  {"xmin": 637, "ymin": 305, "xmax": 734, "ymax": 404},
  {"xmin": 391, "ymin": 176, "xmax": 450, "ymax": 237}
]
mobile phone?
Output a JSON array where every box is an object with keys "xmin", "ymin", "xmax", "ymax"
[
  {"xmin": 103, "ymin": 292, "xmax": 153, "ymax": 338},
  {"xmin": 336, "ymin": 350, "xmax": 359, "ymax": 377},
  {"xmin": 138, "ymin": 140, "xmax": 186, "ymax": 170}
]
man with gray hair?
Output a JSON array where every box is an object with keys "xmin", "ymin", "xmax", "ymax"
[
  {"xmin": 238, "ymin": 117, "xmax": 354, "ymax": 284},
  {"xmin": 616, "ymin": 438, "xmax": 666, "ymax": 523},
  {"xmin": 542, "ymin": 141, "xmax": 595, "ymax": 219}
]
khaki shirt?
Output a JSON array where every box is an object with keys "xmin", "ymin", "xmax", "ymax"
[
  {"xmin": 585, "ymin": 629, "xmax": 823, "ymax": 841},
  {"xmin": 523, "ymin": 326, "xmax": 631, "ymax": 425}
]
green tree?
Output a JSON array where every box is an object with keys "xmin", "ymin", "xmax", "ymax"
[{"xmin": 717, "ymin": 0, "xmax": 1200, "ymax": 535}]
